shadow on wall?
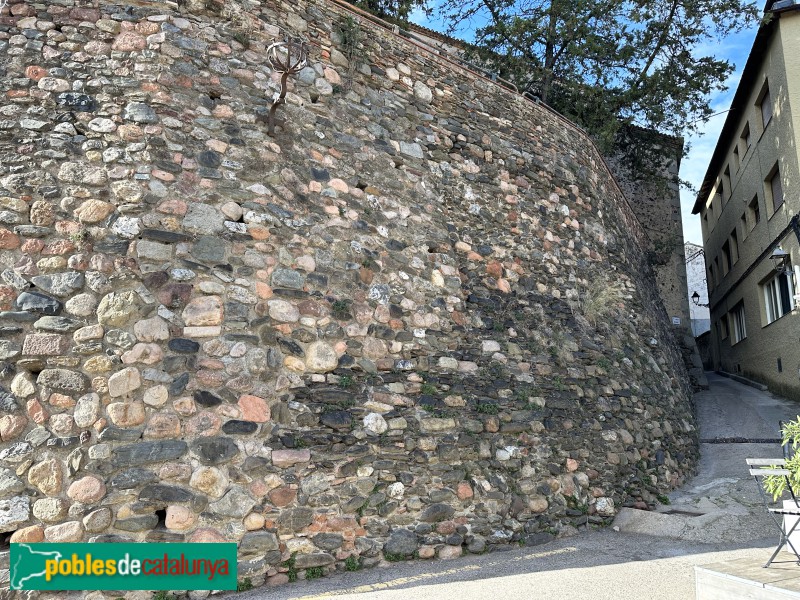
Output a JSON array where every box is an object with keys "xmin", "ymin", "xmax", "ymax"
[{"xmin": 696, "ymin": 331, "xmax": 713, "ymax": 370}]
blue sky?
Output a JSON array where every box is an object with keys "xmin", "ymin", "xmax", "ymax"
[
  {"xmin": 677, "ymin": 27, "xmax": 760, "ymax": 245},
  {"xmin": 409, "ymin": 8, "xmax": 761, "ymax": 246}
]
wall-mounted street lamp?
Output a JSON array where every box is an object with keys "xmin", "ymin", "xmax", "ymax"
[
  {"xmin": 265, "ymin": 38, "xmax": 308, "ymax": 136},
  {"xmin": 770, "ymin": 246, "xmax": 791, "ymax": 275},
  {"xmin": 691, "ymin": 291, "xmax": 709, "ymax": 308}
]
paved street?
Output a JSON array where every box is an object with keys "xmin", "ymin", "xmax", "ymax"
[{"xmin": 235, "ymin": 372, "xmax": 800, "ymax": 600}]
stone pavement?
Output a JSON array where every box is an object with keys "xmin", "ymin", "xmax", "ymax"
[
  {"xmin": 615, "ymin": 371, "xmax": 798, "ymax": 544},
  {"xmin": 232, "ymin": 372, "xmax": 800, "ymax": 599}
]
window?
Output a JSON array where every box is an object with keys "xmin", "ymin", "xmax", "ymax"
[
  {"xmin": 768, "ymin": 166, "xmax": 784, "ymax": 212},
  {"xmin": 741, "ymin": 122, "xmax": 751, "ymax": 152},
  {"xmin": 733, "ymin": 146, "xmax": 740, "ymax": 170},
  {"xmin": 731, "ymin": 303, "xmax": 747, "ymax": 344},
  {"xmin": 730, "ymin": 229, "xmax": 739, "ymax": 265},
  {"xmin": 702, "ymin": 212, "xmax": 709, "ymax": 239},
  {"xmin": 763, "ymin": 270, "xmax": 795, "ymax": 324},
  {"xmin": 717, "ymin": 180, "xmax": 725, "ymax": 205},
  {"xmin": 740, "ymin": 213, "xmax": 748, "ymax": 240},
  {"xmin": 708, "ymin": 266, "xmax": 715, "ymax": 292},
  {"xmin": 759, "ymin": 82, "xmax": 772, "ymax": 128},
  {"xmin": 748, "ymin": 195, "xmax": 760, "ymax": 228},
  {"xmin": 723, "ymin": 166, "xmax": 731, "ymax": 203},
  {"xmin": 722, "ymin": 240, "xmax": 731, "ymax": 274},
  {"xmin": 720, "ymin": 316, "xmax": 729, "ymax": 339},
  {"xmin": 713, "ymin": 256, "xmax": 720, "ymax": 285}
]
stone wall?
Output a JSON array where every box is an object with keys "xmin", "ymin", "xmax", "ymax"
[
  {"xmin": 606, "ymin": 127, "xmax": 707, "ymax": 389},
  {"xmin": 0, "ymin": 0, "xmax": 697, "ymax": 592}
]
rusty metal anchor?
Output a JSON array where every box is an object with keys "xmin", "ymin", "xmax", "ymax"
[{"xmin": 265, "ymin": 38, "xmax": 308, "ymax": 136}]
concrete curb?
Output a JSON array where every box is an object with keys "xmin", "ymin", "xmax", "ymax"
[{"xmin": 716, "ymin": 370, "xmax": 769, "ymax": 392}]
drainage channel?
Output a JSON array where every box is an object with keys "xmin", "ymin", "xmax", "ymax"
[
  {"xmin": 661, "ymin": 509, "xmax": 705, "ymax": 517},
  {"xmin": 699, "ymin": 437, "xmax": 782, "ymax": 444}
]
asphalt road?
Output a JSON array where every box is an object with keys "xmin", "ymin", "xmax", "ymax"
[
  {"xmin": 234, "ymin": 531, "xmax": 776, "ymax": 600},
  {"xmin": 233, "ymin": 372, "xmax": 800, "ymax": 600}
]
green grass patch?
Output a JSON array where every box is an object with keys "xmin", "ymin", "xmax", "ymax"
[{"xmin": 305, "ymin": 566, "xmax": 325, "ymax": 580}]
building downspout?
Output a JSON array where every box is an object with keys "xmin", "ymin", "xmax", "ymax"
[{"xmin": 792, "ymin": 215, "xmax": 800, "ymax": 306}]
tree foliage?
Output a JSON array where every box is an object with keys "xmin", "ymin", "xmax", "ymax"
[
  {"xmin": 354, "ymin": 0, "xmax": 428, "ymax": 25},
  {"xmin": 440, "ymin": 0, "xmax": 761, "ymax": 147}
]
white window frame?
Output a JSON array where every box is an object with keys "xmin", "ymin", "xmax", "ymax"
[{"xmin": 763, "ymin": 270, "xmax": 795, "ymax": 324}]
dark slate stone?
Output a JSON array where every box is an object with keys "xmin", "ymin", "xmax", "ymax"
[
  {"xmin": 15, "ymin": 291, "xmax": 62, "ymax": 315},
  {"xmin": 419, "ymin": 503, "xmax": 455, "ymax": 523},
  {"xmin": 162, "ymin": 356, "xmax": 188, "ymax": 372},
  {"xmin": 172, "ymin": 35, "xmax": 208, "ymax": 52},
  {"xmin": 277, "ymin": 337, "xmax": 304, "ymax": 357},
  {"xmin": 143, "ymin": 271, "xmax": 169, "ymax": 289},
  {"xmin": 221, "ymin": 420, "xmax": 258, "ymax": 435},
  {"xmin": 196, "ymin": 167, "xmax": 221, "ymax": 179},
  {"xmin": 306, "ymin": 273, "xmax": 328, "ymax": 288},
  {"xmin": 140, "ymin": 229, "xmax": 191, "ymax": 243},
  {"xmin": 524, "ymin": 532, "xmax": 556, "ymax": 546},
  {"xmin": 139, "ymin": 484, "xmax": 195, "ymax": 503},
  {"xmin": 171, "ymin": 60, "xmax": 198, "ymax": 76},
  {"xmin": 191, "ymin": 437, "xmax": 239, "ymax": 465},
  {"xmin": 123, "ymin": 102, "xmax": 158, "ymax": 124},
  {"xmin": 146, "ymin": 531, "xmax": 185, "ymax": 543},
  {"xmin": 93, "ymin": 239, "xmax": 130, "ymax": 254},
  {"xmin": 294, "ymin": 553, "xmax": 335, "ymax": 569},
  {"xmin": 310, "ymin": 167, "xmax": 330, "ymax": 182},
  {"xmin": 385, "ymin": 239, "xmax": 407, "ymax": 251},
  {"xmin": 169, "ymin": 338, "xmax": 200, "ymax": 353},
  {"xmin": 110, "ymin": 468, "xmax": 157, "ymax": 489},
  {"xmin": 267, "ymin": 203, "xmax": 293, "ymax": 219},
  {"xmin": 193, "ymin": 390, "xmax": 223, "ymax": 407},
  {"xmin": 154, "ymin": 158, "xmax": 182, "ymax": 174},
  {"xmin": 271, "ymin": 288, "xmax": 308, "ymax": 299},
  {"xmin": 277, "ymin": 507, "xmax": 314, "ymax": 532},
  {"xmin": 98, "ymin": 427, "xmax": 143, "ymax": 442},
  {"xmin": 320, "ymin": 411, "xmax": 352, "ymax": 431},
  {"xmin": 112, "ymin": 440, "xmax": 188, "ymax": 467},
  {"xmin": 240, "ymin": 531, "xmax": 279, "ymax": 553},
  {"xmin": 14, "ymin": 225, "xmax": 51, "ymax": 238},
  {"xmin": 308, "ymin": 388, "xmax": 353, "ymax": 404},
  {"xmin": 33, "ymin": 316, "xmax": 82, "ymax": 332},
  {"xmin": 241, "ymin": 456, "xmax": 271, "ymax": 476},
  {"xmin": 383, "ymin": 529, "xmax": 418, "ymax": 555},
  {"xmin": 196, "ymin": 150, "xmax": 222, "ymax": 168},
  {"xmin": 46, "ymin": 436, "xmax": 80, "ymax": 449},
  {"xmin": 224, "ymin": 301, "xmax": 249, "ymax": 320},
  {"xmin": 191, "ymin": 235, "xmax": 227, "ymax": 263},
  {"xmin": 313, "ymin": 533, "xmax": 344, "ymax": 551},
  {"xmin": 115, "ymin": 515, "xmax": 159, "ymax": 532},
  {"xmin": 0, "ymin": 389, "xmax": 19, "ymax": 413},
  {"xmin": 169, "ymin": 373, "xmax": 189, "ymax": 396},
  {"xmin": 0, "ymin": 442, "xmax": 33, "ymax": 464},
  {"xmin": 271, "ymin": 268, "xmax": 305, "ymax": 290},
  {"xmin": 0, "ymin": 311, "xmax": 38, "ymax": 322},
  {"xmin": 56, "ymin": 92, "xmax": 97, "ymax": 112}
]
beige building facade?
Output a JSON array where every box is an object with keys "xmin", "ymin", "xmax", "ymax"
[{"xmin": 693, "ymin": 1, "xmax": 800, "ymax": 400}]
